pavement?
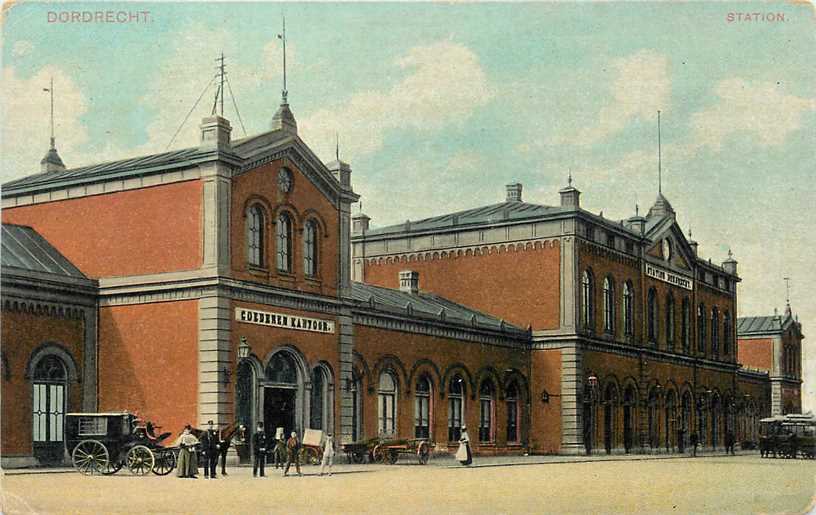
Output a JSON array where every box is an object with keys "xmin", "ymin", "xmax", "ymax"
[
  {"xmin": 0, "ymin": 448, "xmax": 760, "ymax": 475},
  {"xmin": 2, "ymin": 454, "xmax": 814, "ymax": 514}
]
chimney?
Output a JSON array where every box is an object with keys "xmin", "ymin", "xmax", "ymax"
[
  {"xmin": 352, "ymin": 212, "xmax": 371, "ymax": 235},
  {"xmin": 506, "ymin": 183, "xmax": 523, "ymax": 202},
  {"xmin": 328, "ymin": 159, "xmax": 352, "ymax": 191},
  {"xmin": 200, "ymin": 115, "xmax": 232, "ymax": 150},
  {"xmin": 625, "ymin": 215, "xmax": 646, "ymax": 235},
  {"xmin": 722, "ymin": 249, "xmax": 737, "ymax": 276},
  {"xmin": 559, "ymin": 183, "xmax": 580, "ymax": 209},
  {"xmin": 399, "ymin": 270, "xmax": 419, "ymax": 295}
]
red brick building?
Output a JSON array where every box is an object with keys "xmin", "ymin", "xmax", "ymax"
[
  {"xmin": 353, "ymin": 182, "xmax": 777, "ymax": 454},
  {"xmin": 0, "ymin": 94, "xmax": 799, "ymax": 467},
  {"xmin": 2, "ymin": 100, "xmax": 531, "ymax": 467},
  {"xmin": 737, "ymin": 307, "xmax": 805, "ymax": 416}
]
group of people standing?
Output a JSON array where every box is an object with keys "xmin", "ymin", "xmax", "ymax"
[
  {"xmin": 176, "ymin": 420, "xmax": 227, "ymax": 479},
  {"xmin": 251, "ymin": 422, "xmax": 336, "ymax": 478}
]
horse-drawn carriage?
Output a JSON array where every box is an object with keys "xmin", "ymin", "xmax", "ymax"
[
  {"xmin": 66, "ymin": 412, "xmax": 176, "ymax": 475},
  {"xmin": 759, "ymin": 413, "xmax": 816, "ymax": 459}
]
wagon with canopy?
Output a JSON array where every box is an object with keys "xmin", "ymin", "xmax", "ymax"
[{"xmin": 66, "ymin": 412, "xmax": 176, "ymax": 476}]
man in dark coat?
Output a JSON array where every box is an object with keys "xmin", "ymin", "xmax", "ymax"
[
  {"xmin": 690, "ymin": 432, "xmax": 699, "ymax": 457},
  {"xmin": 252, "ymin": 422, "xmax": 267, "ymax": 477},
  {"xmin": 200, "ymin": 420, "xmax": 220, "ymax": 479},
  {"xmin": 725, "ymin": 430, "xmax": 736, "ymax": 455}
]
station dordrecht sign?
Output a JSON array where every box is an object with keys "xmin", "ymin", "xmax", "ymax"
[
  {"xmin": 235, "ymin": 307, "xmax": 336, "ymax": 334},
  {"xmin": 644, "ymin": 263, "xmax": 694, "ymax": 291}
]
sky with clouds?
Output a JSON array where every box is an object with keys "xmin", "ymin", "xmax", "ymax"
[{"xmin": 2, "ymin": 2, "xmax": 814, "ymax": 408}]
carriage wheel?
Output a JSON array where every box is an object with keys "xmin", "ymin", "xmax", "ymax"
[
  {"xmin": 126, "ymin": 445, "xmax": 155, "ymax": 475},
  {"xmin": 72, "ymin": 440, "xmax": 110, "ymax": 476},
  {"xmin": 417, "ymin": 442, "xmax": 430, "ymax": 465},
  {"xmin": 387, "ymin": 450, "xmax": 399, "ymax": 465},
  {"xmin": 372, "ymin": 445, "xmax": 386, "ymax": 463},
  {"xmin": 152, "ymin": 449, "xmax": 176, "ymax": 476},
  {"xmin": 352, "ymin": 451, "xmax": 365, "ymax": 464},
  {"xmin": 101, "ymin": 460, "xmax": 123, "ymax": 475}
]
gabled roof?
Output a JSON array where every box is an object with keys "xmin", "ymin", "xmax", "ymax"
[
  {"xmin": 737, "ymin": 315, "xmax": 783, "ymax": 335},
  {"xmin": 350, "ymin": 281, "xmax": 526, "ymax": 336},
  {"xmin": 1, "ymin": 224, "xmax": 87, "ymax": 279},
  {"xmin": 363, "ymin": 200, "xmax": 565, "ymax": 237}
]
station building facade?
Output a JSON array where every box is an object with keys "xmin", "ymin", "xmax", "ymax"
[
  {"xmin": 352, "ymin": 183, "xmax": 786, "ymax": 454},
  {"xmin": 1, "ymin": 102, "xmax": 531, "ymax": 467},
  {"xmin": 0, "ymin": 98, "xmax": 802, "ymax": 466}
]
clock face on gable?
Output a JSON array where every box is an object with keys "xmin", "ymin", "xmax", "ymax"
[
  {"xmin": 662, "ymin": 238, "xmax": 672, "ymax": 261},
  {"xmin": 277, "ymin": 168, "xmax": 293, "ymax": 193}
]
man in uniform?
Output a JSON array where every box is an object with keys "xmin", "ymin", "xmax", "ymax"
[
  {"xmin": 200, "ymin": 420, "xmax": 220, "ymax": 479},
  {"xmin": 252, "ymin": 422, "xmax": 268, "ymax": 477},
  {"xmin": 284, "ymin": 431, "xmax": 302, "ymax": 476}
]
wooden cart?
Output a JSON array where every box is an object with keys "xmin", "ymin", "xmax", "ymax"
[{"xmin": 371, "ymin": 438, "xmax": 431, "ymax": 465}]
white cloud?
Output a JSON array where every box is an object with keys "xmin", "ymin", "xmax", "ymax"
[
  {"xmin": 12, "ymin": 40, "xmax": 34, "ymax": 58},
  {"xmin": 0, "ymin": 66, "xmax": 89, "ymax": 182},
  {"xmin": 567, "ymin": 50, "xmax": 671, "ymax": 146},
  {"xmin": 132, "ymin": 23, "xmax": 291, "ymax": 157},
  {"xmin": 299, "ymin": 41, "xmax": 494, "ymax": 162},
  {"xmin": 690, "ymin": 78, "xmax": 816, "ymax": 150}
]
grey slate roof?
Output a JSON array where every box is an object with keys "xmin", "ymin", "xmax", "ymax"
[
  {"xmin": 351, "ymin": 281, "xmax": 526, "ymax": 335},
  {"xmin": 1, "ymin": 224, "xmax": 87, "ymax": 279},
  {"xmin": 364, "ymin": 200, "xmax": 565, "ymax": 237},
  {"xmin": 737, "ymin": 315, "xmax": 783, "ymax": 335},
  {"xmin": 3, "ymin": 147, "xmax": 206, "ymax": 194}
]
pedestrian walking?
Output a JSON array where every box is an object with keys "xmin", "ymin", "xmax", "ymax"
[
  {"xmin": 273, "ymin": 427, "xmax": 286, "ymax": 469},
  {"xmin": 690, "ymin": 431, "xmax": 699, "ymax": 457},
  {"xmin": 176, "ymin": 425, "xmax": 199, "ymax": 479},
  {"xmin": 284, "ymin": 431, "xmax": 302, "ymax": 476},
  {"xmin": 319, "ymin": 433, "xmax": 335, "ymax": 476},
  {"xmin": 456, "ymin": 425, "xmax": 472, "ymax": 466},
  {"xmin": 200, "ymin": 420, "xmax": 220, "ymax": 479},
  {"xmin": 725, "ymin": 430, "xmax": 736, "ymax": 455},
  {"xmin": 252, "ymin": 422, "xmax": 267, "ymax": 477}
]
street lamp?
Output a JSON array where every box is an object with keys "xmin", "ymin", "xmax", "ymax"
[{"xmin": 238, "ymin": 336, "xmax": 251, "ymax": 360}]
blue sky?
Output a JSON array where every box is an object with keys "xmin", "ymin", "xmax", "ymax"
[{"xmin": 2, "ymin": 2, "xmax": 815, "ymax": 407}]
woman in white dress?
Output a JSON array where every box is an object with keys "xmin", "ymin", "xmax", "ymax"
[
  {"xmin": 456, "ymin": 425, "xmax": 472, "ymax": 466},
  {"xmin": 176, "ymin": 425, "xmax": 200, "ymax": 478},
  {"xmin": 319, "ymin": 433, "xmax": 336, "ymax": 476}
]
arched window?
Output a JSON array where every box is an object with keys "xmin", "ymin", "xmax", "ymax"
[
  {"xmin": 723, "ymin": 311, "xmax": 732, "ymax": 356},
  {"xmin": 266, "ymin": 352, "xmax": 298, "ymax": 385},
  {"xmin": 276, "ymin": 212, "xmax": 293, "ymax": 273},
  {"xmin": 681, "ymin": 298, "xmax": 690, "ymax": 353},
  {"xmin": 647, "ymin": 288, "xmax": 658, "ymax": 345},
  {"xmin": 310, "ymin": 367, "xmax": 330, "ymax": 431},
  {"xmin": 303, "ymin": 219, "xmax": 318, "ymax": 277},
  {"xmin": 581, "ymin": 270, "xmax": 594, "ymax": 331},
  {"xmin": 666, "ymin": 294, "xmax": 675, "ymax": 351},
  {"xmin": 506, "ymin": 381, "xmax": 520, "ymax": 444},
  {"xmin": 414, "ymin": 376, "xmax": 431, "ymax": 439},
  {"xmin": 246, "ymin": 205, "xmax": 265, "ymax": 267},
  {"xmin": 32, "ymin": 355, "xmax": 67, "ymax": 446},
  {"xmin": 378, "ymin": 371, "xmax": 397, "ymax": 436},
  {"xmin": 448, "ymin": 375, "xmax": 465, "ymax": 442},
  {"xmin": 236, "ymin": 360, "xmax": 256, "ymax": 431},
  {"xmin": 711, "ymin": 307, "xmax": 720, "ymax": 357},
  {"xmin": 479, "ymin": 380, "xmax": 495, "ymax": 443},
  {"xmin": 623, "ymin": 281, "xmax": 634, "ymax": 337},
  {"xmin": 697, "ymin": 303, "xmax": 706, "ymax": 353},
  {"xmin": 603, "ymin": 277, "xmax": 615, "ymax": 334}
]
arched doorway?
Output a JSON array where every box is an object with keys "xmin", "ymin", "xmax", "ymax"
[
  {"xmin": 309, "ymin": 365, "xmax": 332, "ymax": 433},
  {"xmin": 680, "ymin": 392, "xmax": 692, "ymax": 453},
  {"xmin": 351, "ymin": 371, "xmax": 362, "ymax": 442},
  {"xmin": 647, "ymin": 388, "xmax": 659, "ymax": 450},
  {"xmin": 710, "ymin": 395, "xmax": 720, "ymax": 450},
  {"xmin": 32, "ymin": 355, "xmax": 68, "ymax": 464},
  {"xmin": 603, "ymin": 383, "xmax": 618, "ymax": 454},
  {"xmin": 264, "ymin": 352, "xmax": 302, "ymax": 439},
  {"xmin": 665, "ymin": 390, "xmax": 676, "ymax": 452},
  {"xmin": 623, "ymin": 385, "xmax": 636, "ymax": 453}
]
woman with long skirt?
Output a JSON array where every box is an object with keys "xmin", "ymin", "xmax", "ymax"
[{"xmin": 456, "ymin": 425, "xmax": 472, "ymax": 466}]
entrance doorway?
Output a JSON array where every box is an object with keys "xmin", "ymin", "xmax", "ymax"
[{"xmin": 264, "ymin": 388, "xmax": 296, "ymax": 439}]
